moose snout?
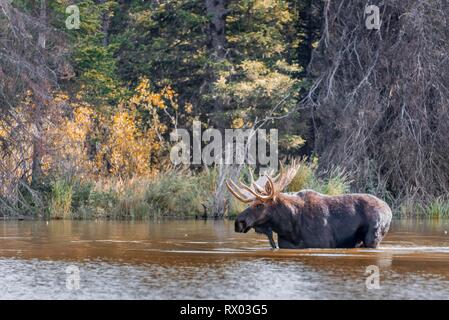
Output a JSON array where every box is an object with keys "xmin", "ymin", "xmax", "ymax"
[{"xmin": 235, "ymin": 216, "xmax": 251, "ymax": 233}]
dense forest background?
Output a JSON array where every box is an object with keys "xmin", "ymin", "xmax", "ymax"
[{"xmin": 1, "ymin": 0, "xmax": 449, "ymax": 219}]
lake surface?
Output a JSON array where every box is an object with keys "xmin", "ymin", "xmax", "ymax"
[{"xmin": 0, "ymin": 218, "xmax": 449, "ymax": 299}]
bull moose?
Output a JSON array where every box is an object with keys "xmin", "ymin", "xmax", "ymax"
[{"xmin": 226, "ymin": 161, "xmax": 392, "ymax": 249}]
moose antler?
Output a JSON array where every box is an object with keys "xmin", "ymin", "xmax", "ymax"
[
  {"xmin": 248, "ymin": 168, "xmax": 265, "ymax": 193},
  {"xmin": 226, "ymin": 160, "xmax": 301, "ymax": 203},
  {"xmin": 226, "ymin": 180, "xmax": 254, "ymax": 203},
  {"xmin": 226, "ymin": 174, "xmax": 275, "ymax": 203},
  {"xmin": 274, "ymin": 158, "xmax": 300, "ymax": 193}
]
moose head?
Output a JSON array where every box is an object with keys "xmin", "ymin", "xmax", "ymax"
[{"xmin": 226, "ymin": 161, "xmax": 300, "ymax": 234}]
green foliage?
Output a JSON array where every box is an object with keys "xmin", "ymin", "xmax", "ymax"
[
  {"xmin": 426, "ymin": 199, "xmax": 449, "ymax": 218},
  {"xmin": 116, "ymin": 0, "xmax": 209, "ymax": 98},
  {"xmin": 287, "ymin": 161, "xmax": 316, "ymax": 192},
  {"xmin": 287, "ymin": 159, "xmax": 351, "ymax": 196},
  {"xmin": 208, "ymin": 0, "xmax": 305, "ymax": 144},
  {"xmin": 43, "ymin": 169, "xmax": 218, "ymax": 219},
  {"xmin": 279, "ymin": 134, "xmax": 306, "ymax": 154},
  {"xmin": 48, "ymin": 180, "xmax": 73, "ymax": 219},
  {"xmin": 75, "ymin": 179, "xmax": 119, "ymax": 219},
  {"xmin": 71, "ymin": 180, "xmax": 93, "ymax": 211},
  {"xmin": 399, "ymin": 197, "xmax": 449, "ymax": 218},
  {"xmin": 321, "ymin": 168, "xmax": 352, "ymax": 196},
  {"xmin": 53, "ymin": 0, "xmax": 125, "ymax": 105},
  {"xmin": 144, "ymin": 170, "xmax": 214, "ymax": 217},
  {"xmin": 226, "ymin": 0, "xmax": 296, "ymax": 61}
]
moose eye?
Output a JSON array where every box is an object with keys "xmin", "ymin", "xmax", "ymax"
[{"xmin": 255, "ymin": 203, "xmax": 264, "ymax": 210}]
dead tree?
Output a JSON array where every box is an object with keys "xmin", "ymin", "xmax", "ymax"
[
  {"xmin": 0, "ymin": 0, "xmax": 68, "ymax": 214},
  {"xmin": 307, "ymin": 0, "xmax": 449, "ymax": 205}
]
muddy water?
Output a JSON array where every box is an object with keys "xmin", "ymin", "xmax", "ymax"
[{"xmin": 0, "ymin": 219, "xmax": 449, "ymax": 299}]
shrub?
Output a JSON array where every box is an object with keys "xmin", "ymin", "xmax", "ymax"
[
  {"xmin": 399, "ymin": 197, "xmax": 449, "ymax": 218},
  {"xmin": 144, "ymin": 170, "xmax": 212, "ymax": 217},
  {"xmin": 321, "ymin": 168, "xmax": 352, "ymax": 195},
  {"xmin": 287, "ymin": 159, "xmax": 351, "ymax": 196},
  {"xmin": 48, "ymin": 179, "xmax": 73, "ymax": 219}
]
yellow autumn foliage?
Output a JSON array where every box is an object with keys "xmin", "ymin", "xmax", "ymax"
[{"xmin": 49, "ymin": 78, "xmax": 178, "ymax": 179}]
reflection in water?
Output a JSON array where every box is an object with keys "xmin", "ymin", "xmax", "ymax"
[{"xmin": 0, "ymin": 219, "xmax": 449, "ymax": 299}]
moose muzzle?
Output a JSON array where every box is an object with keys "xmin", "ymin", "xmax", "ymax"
[{"xmin": 235, "ymin": 215, "xmax": 251, "ymax": 233}]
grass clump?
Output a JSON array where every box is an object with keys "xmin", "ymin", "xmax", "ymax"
[
  {"xmin": 45, "ymin": 168, "xmax": 218, "ymax": 220},
  {"xmin": 144, "ymin": 170, "xmax": 214, "ymax": 217},
  {"xmin": 287, "ymin": 162, "xmax": 316, "ymax": 192},
  {"xmin": 287, "ymin": 159, "xmax": 351, "ymax": 196},
  {"xmin": 399, "ymin": 197, "xmax": 449, "ymax": 218},
  {"xmin": 426, "ymin": 198, "xmax": 449, "ymax": 217},
  {"xmin": 320, "ymin": 168, "xmax": 352, "ymax": 195},
  {"xmin": 48, "ymin": 179, "xmax": 73, "ymax": 219}
]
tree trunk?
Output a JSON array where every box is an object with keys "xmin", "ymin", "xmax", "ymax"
[
  {"xmin": 205, "ymin": 0, "xmax": 227, "ymax": 60},
  {"xmin": 211, "ymin": 163, "xmax": 244, "ymax": 219},
  {"xmin": 31, "ymin": 0, "xmax": 47, "ymax": 187},
  {"xmin": 98, "ymin": 0, "xmax": 111, "ymax": 46},
  {"xmin": 296, "ymin": 0, "xmax": 322, "ymax": 76},
  {"xmin": 31, "ymin": 119, "xmax": 44, "ymax": 188},
  {"xmin": 204, "ymin": 0, "xmax": 228, "ymax": 128},
  {"xmin": 37, "ymin": 0, "xmax": 46, "ymax": 49}
]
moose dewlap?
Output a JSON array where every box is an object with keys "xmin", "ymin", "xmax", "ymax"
[{"xmin": 226, "ymin": 160, "xmax": 392, "ymax": 249}]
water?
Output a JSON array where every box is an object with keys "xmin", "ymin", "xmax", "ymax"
[{"xmin": 0, "ymin": 218, "xmax": 449, "ymax": 299}]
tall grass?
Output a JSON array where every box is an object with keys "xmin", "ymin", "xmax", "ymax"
[
  {"xmin": 48, "ymin": 180, "xmax": 73, "ymax": 219},
  {"xmin": 287, "ymin": 159, "xmax": 351, "ymax": 195},
  {"xmin": 399, "ymin": 197, "xmax": 449, "ymax": 218},
  {"xmin": 144, "ymin": 170, "xmax": 215, "ymax": 217},
  {"xmin": 45, "ymin": 168, "xmax": 218, "ymax": 219},
  {"xmin": 426, "ymin": 198, "xmax": 449, "ymax": 217}
]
